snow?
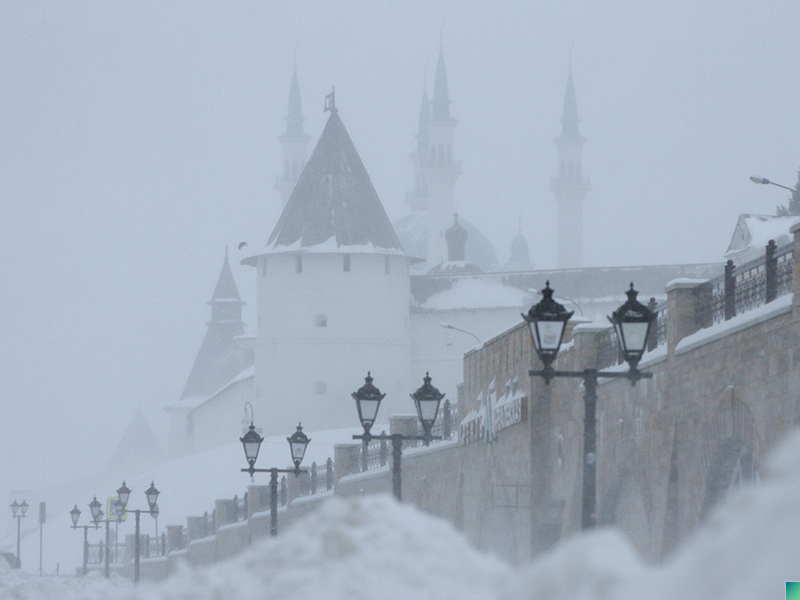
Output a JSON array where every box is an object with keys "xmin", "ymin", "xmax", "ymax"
[
  {"xmin": 7, "ymin": 428, "xmax": 800, "ymax": 599},
  {"xmin": 420, "ymin": 277, "xmax": 531, "ymax": 311},
  {"xmin": 675, "ymin": 292, "xmax": 792, "ymax": 355}
]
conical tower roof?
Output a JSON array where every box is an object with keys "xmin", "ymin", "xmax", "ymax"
[
  {"xmin": 267, "ymin": 107, "xmax": 403, "ymax": 252},
  {"xmin": 210, "ymin": 249, "xmax": 243, "ymax": 302},
  {"xmin": 180, "ymin": 252, "xmax": 249, "ymax": 401}
]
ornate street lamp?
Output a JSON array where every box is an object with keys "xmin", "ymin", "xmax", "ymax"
[
  {"xmin": 352, "ymin": 372, "xmax": 386, "ymax": 436},
  {"xmin": 609, "ymin": 283, "xmax": 655, "ymax": 375},
  {"xmin": 10, "ymin": 499, "xmax": 27, "ymax": 569},
  {"xmin": 287, "ymin": 424, "xmax": 311, "ymax": 475},
  {"xmin": 111, "ymin": 481, "xmax": 161, "ymax": 584},
  {"xmin": 411, "ymin": 373, "xmax": 446, "ymax": 443},
  {"xmin": 522, "ymin": 281, "xmax": 574, "ymax": 381},
  {"xmin": 239, "ymin": 411, "xmax": 311, "ymax": 537},
  {"xmin": 526, "ymin": 282, "xmax": 654, "ymax": 530},
  {"xmin": 352, "ymin": 372, "xmax": 445, "ymax": 500},
  {"xmin": 69, "ymin": 503, "xmax": 100, "ymax": 576}
]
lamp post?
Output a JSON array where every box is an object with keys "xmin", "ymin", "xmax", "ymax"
[
  {"xmin": 750, "ymin": 174, "xmax": 795, "ymax": 193},
  {"xmin": 112, "ymin": 481, "xmax": 159, "ymax": 584},
  {"xmin": 10, "ymin": 499, "xmax": 28, "ymax": 569},
  {"xmin": 86, "ymin": 496, "xmax": 114, "ymax": 579},
  {"xmin": 523, "ymin": 281, "xmax": 655, "ymax": 530},
  {"xmin": 439, "ymin": 322, "xmax": 482, "ymax": 345},
  {"xmin": 69, "ymin": 503, "xmax": 101, "ymax": 576},
  {"xmin": 351, "ymin": 372, "xmax": 445, "ymax": 501},
  {"xmin": 240, "ymin": 418, "xmax": 310, "ymax": 537}
]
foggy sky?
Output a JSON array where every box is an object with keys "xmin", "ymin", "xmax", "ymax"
[{"xmin": 1, "ymin": 1, "xmax": 799, "ymax": 509}]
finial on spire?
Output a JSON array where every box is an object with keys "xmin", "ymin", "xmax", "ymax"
[
  {"xmin": 293, "ymin": 39, "xmax": 298, "ymax": 69},
  {"xmin": 225, "ymin": 245, "xmax": 229, "ymax": 259},
  {"xmin": 324, "ymin": 86, "xmax": 336, "ymax": 114},
  {"xmin": 569, "ymin": 42, "xmax": 574, "ymax": 71},
  {"xmin": 424, "ymin": 60, "xmax": 429, "ymax": 93},
  {"xmin": 439, "ymin": 19, "xmax": 445, "ymax": 52}
]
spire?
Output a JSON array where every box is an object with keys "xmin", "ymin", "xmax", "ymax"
[
  {"xmin": 431, "ymin": 47, "xmax": 451, "ymax": 119},
  {"xmin": 416, "ymin": 85, "xmax": 431, "ymax": 153},
  {"xmin": 285, "ymin": 65, "xmax": 305, "ymax": 136},
  {"xmin": 560, "ymin": 66, "xmax": 580, "ymax": 138},
  {"xmin": 268, "ymin": 104, "xmax": 403, "ymax": 252},
  {"xmin": 210, "ymin": 251, "xmax": 243, "ymax": 303},
  {"xmin": 180, "ymin": 251, "xmax": 248, "ymax": 401}
]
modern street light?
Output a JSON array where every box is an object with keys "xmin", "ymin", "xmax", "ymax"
[
  {"xmin": 750, "ymin": 175, "xmax": 795, "ymax": 193},
  {"xmin": 69, "ymin": 502, "xmax": 101, "ymax": 576},
  {"xmin": 240, "ymin": 412, "xmax": 311, "ymax": 537},
  {"xmin": 352, "ymin": 372, "xmax": 445, "ymax": 500},
  {"xmin": 439, "ymin": 322, "xmax": 482, "ymax": 345},
  {"xmin": 524, "ymin": 281, "xmax": 655, "ymax": 529},
  {"xmin": 112, "ymin": 481, "xmax": 160, "ymax": 584},
  {"xmin": 10, "ymin": 499, "xmax": 28, "ymax": 569}
]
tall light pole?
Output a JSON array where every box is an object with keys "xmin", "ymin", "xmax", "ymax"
[
  {"xmin": 524, "ymin": 282, "xmax": 655, "ymax": 529},
  {"xmin": 112, "ymin": 481, "xmax": 160, "ymax": 584},
  {"xmin": 10, "ymin": 499, "xmax": 28, "ymax": 569},
  {"xmin": 240, "ymin": 416, "xmax": 310, "ymax": 537},
  {"xmin": 351, "ymin": 372, "xmax": 445, "ymax": 500},
  {"xmin": 69, "ymin": 504, "xmax": 101, "ymax": 576},
  {"xmin": 439, "ymin": 322, "xmax": 482, "ymax": 345}
]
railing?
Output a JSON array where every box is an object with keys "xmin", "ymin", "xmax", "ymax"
[
  {"xmin": 142, "ymin": 533, "xmax": 167, "ymax": 558},
  {"xmin": 87, "ymin": 541, "xmax": 125, "ymax": 565},
  {"xmin": 294, "ymin": 458, "xmax": 334, "ymax": 498},
  {"xmin": 595, "ymin": 239, "xmax": 793, "ymax": 368},
  {"xmin": 695, "ymin": 240, "xmax": 793, "ymax": 332}
]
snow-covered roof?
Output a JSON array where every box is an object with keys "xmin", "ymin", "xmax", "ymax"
[
  {"xmin": 725, "ymin": 213, "xmax": 800, "ymax": 265},
  {"xmin": 264, "ymin": 109, "xmax": 403, "ymax": 254},
  {"xmin": 416, "ymin": 277, "xmax": 531, "ymax": 311}
]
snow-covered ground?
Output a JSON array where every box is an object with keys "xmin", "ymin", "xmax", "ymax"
[{"xmin": 5, "ymin": 428, "xmax": 800, "ymax": 599}]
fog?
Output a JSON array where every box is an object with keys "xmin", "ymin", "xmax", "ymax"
[{"xmin": 1, "ymin": 1, "xmax": 799, "ymax": 518}]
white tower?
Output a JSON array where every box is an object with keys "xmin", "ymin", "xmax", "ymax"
[
  {"xmin": 422, "ymin": 44, "xmax": 462, "ymax": 268},
  {"xmin": 275, "ymin": 65, "xmax": 311, "ymax": 206},
  {"xmin": 245, "ymin": 96, "xmax": 414, "ymax": 435},
  {"xmin": 550, "ymin": 66, "xmax": 590, "ymax": 268}
]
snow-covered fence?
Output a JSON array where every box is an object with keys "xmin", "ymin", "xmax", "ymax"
[{"xmin": 695, "ymin": 239, "xmax": 793, "ymax": 331}]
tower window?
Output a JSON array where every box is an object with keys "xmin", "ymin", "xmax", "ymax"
[
  {"xmin": 314, "ymin": 314, "xmax": 327, "ymax": 327},
  {"xmin": 295, "ymin": 255, "xmax": 303, "ymax": 274},
  {"xmin": 261, "ymin": 259, "xmax": 267, "ymax": 277},
  {"xmin": 343, "ymin": 254, "xmax": 351, "ymax": 272},
  {"xmin": 385, "ymin": 255, "xmax": 391, "ymax": 274}
]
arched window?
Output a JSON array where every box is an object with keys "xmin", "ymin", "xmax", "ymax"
[
  {"xmin": 314, "ymin": 314, "xmax": 327, "ymax": 327},
  {"xmin": 295, "ymin": 255, "xmax": 302, "ymax": 274},
  {"xmin": 385, "ymin": 256, "xmax": 391, "ymax": 274},
  {"xmin": 343, "ymin": 254, "xmax": 351, "ymax": 272}
]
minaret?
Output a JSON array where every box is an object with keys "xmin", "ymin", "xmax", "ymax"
[
  {"xmin": 405, "ymin": 82, "xmax": 430, "ymax": 213},
  {"xmin": 275, "ymin": 64, "xmax": 311, "ymax": 206},
  {"xmin": 550, "ymin": 64, "xmax": 590, "ymax": 268},
  {"xmin": 422, "ymin": 41, "xmax": 462, "ymax": 267}
]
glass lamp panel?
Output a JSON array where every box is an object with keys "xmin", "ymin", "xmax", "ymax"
[
  {"xmin": 537, "ymin": 320, "xmax": 566, "ymax": 351},
  {"xmin": 621, "ymin": 321, "xmax": 650, "ymax": 354},
  {"xmin": 150, "ymin": 503, "xmax": 159, "ymax": 519},
  {"xmin": 357, "ymin": 398, "xmax": 381, "ymax": 427},
  {"xmin": 19, "ymin": 501, "xmax": 28, "ymax": 517},
  {"xmin": 415, "ymin": 397, "xmax": 440, "ymax": 425},
  {"xmin": 290, "ymin": 441, "xmax": 307, "ymax": 464},
  {"xmin": 114, "ymin": 501, "xmax": 126, "ymax": 517},
  {"xmin": 10, "ymin": 501, "xmax": 18, "ymax": 517},
  {"xmin": 70, "ymin": 505, "xmax": 81, "ymax": 526}
]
